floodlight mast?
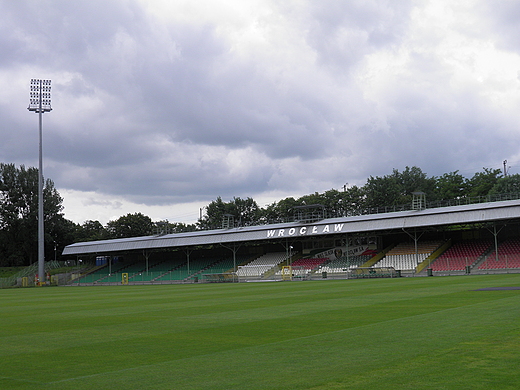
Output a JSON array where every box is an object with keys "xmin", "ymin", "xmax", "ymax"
[{"xmin": 28, "ymin": 79, "xmax": 52, "ymax": 286}]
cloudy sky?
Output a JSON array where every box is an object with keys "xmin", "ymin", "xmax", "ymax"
[{"xmin": 2, "ymin": 0, "xmax": 520, "ymax": 225}]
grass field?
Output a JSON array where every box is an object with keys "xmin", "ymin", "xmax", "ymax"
[{"xmin": 1, "ymin": 274, "xmax": 520, "ymax": 389}]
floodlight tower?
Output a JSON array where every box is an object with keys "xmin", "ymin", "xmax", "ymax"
[{"xmin": 28, "ymin": 79, "xmax": 52, "ymax": 285}]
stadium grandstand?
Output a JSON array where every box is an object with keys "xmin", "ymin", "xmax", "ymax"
[{"xmin": 58, "ymin": 198, "xmax": 520, "ymax": 285}]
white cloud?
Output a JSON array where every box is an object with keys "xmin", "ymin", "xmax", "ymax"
[
  {"xmin": 2, "ymin": 0, "xmax": 520, "ymax": 225},
  {"xmin": 60, "ymin": 189, "xmax": 204, "ymax": 225}
]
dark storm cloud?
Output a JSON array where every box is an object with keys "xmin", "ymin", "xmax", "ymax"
[
  {"xmin": 132, "ymin": 24, "xmax": 338, "ymax": 161},
  {"xmin": 2, "ymin": 0, "xmax": 520, "ymax": 222},
  {"xmin": 305, "ymin": 0, "xmax": 414, "ymax": 69}
]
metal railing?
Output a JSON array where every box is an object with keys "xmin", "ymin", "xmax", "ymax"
[{"xmin": 220, "ymin": 192, "xmax": 520, "ymax": 229}]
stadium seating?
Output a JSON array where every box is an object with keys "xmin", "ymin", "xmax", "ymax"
[
  {"xmin": 152, "ymin": 259, "xmax": 191, "ymax": 281},
  {"xmin": 431, "ymin": 239, "xmax": 491, "ymax": 271},
  {"xmin": 236, "ymin": 252, "xmax": 287, "ymax": 278},
  {"xmin": 478, "ymin": 238, "xmax": 520, "ymax": 270},
  {"xmin": 318, "ymin": 255, "xmax": 372, "ymax": 273},
  {"xmin": 290, "ymin": 257, "xmax": 328, "ymax": 270},
  {"xmin": 194, "ymin": 255, "xmax": 249, "ymax": 278},
  {"xmin": 179, "ymin": 257, "xmax": 229, "ymax": 281},
  {"xmin": 69, "ymin": 237, "xmax": 520, "ymax": 285},
  {"xmin": 375, "ymin": 241, "xmax": 443, "ymax": 270},
  {"xmin": 199, "ymin": 257, "xmax": 234, "ymax": 275},
  {"xmin": 78, "ymin": 259, "xmax": 136, "ymax": 283},
  {"xmin": 378, "ymin": 253, "xmax": 429, "ymax": 270}
]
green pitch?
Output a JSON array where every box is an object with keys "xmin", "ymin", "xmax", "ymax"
[{"xmin": 1, "ymin": 275, "xmax": 520, "ymax": 389}]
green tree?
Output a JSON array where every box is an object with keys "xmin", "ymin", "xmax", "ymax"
[
  {"xmin": 319, "ymin": 189, "xmax": 343, "ymax": 217},
  {"xmin": 263, "ymin": 197, "xmax": 300, "ymax": 223},
  {"xmin": 341, "ymin": 185, "xmax": 366, "ymax": 215},
  {"xmin": 363, "ymin": 167, "xmax": 436, "ymax": 208},
  {"xmin": 230, "ymin": 197, "xmax": 262, "ymax": 227},
  {"xmin": 106, "ymin": 212, "xmax": 154, "ymax": 238},
  {"xmin": 298, "ymin": 192, "xmax": 326, "ymax": 206},
  {"xmin": 489, "ymin": 174, "xmax": 520, "ymax": 196},
  {"xmin": 40, "ymin": 215, "xmax": 77, "ymax": 262},
  {"xmin": 363, "ymin": 173, "xmax": 401, "ymax": 208},
  {"xmin": 0, "ymin": 163, "xmax": 66, "ymax": 266},
  {"xmin": 75, "ymin": 220, "xmax": 108, "ymax": 242},
  {"xmin": 434, "ymin": 171, "xmax": 467, "ymax": 200},
  {"xmin": 198, "ymin": 196, "xmax": 229, "ymax": 230},
  {"xmin": 397, "ymin": 166, "xmax": 436, "ymax": 203},
  {"xmin": 198, "ymin": 197, "xmax": 261, "ymax": 229},
  {"xmin": 154, "ymin": 220, "xmax": 198, "ymax": 234},
  {"xmin": 467, "ymin": 168, "xmax": 502, "ymax": 197}
]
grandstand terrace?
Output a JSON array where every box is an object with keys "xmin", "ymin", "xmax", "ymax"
[{"xmin": 61, "ymin": 199, "xmax": 520, "ymax": 284}]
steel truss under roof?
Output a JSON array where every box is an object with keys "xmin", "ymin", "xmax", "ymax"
[{"xmin": 62, "ymin": 199, "xmax": 520, "ymax": 256}]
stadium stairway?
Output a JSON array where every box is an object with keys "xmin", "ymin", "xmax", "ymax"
[
  {"xmin": 477, "ymin": 238, "xmax": 520, "ymax": 270},
  {"xmin": 152, "ymin": 260, "xmax": 189, "ymax": 282},
  {"xmin": 360, "ymin": 245, "xmax": 394, "ymax": 268},
  {"xmin": 238, "ymin": 252, "xmax": 287, "ymax": 279},
  {"xmin": 373, "ymin": 241, "xmax": 445, "ymax": 272},
  {"xmin": 127, "ymin": 258, "xmax": 172, "ymax": 282},
  {"xmin": 430, "ymin": 239, "xmax": 493, "ymax": 272},
  {"xmin": 416, "ymin": 239, "xmax": 452, "ymax": 273}
]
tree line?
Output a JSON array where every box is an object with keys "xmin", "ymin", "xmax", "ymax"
[
  {"xmin": 1, "ymin": 163, "xmax": 518, "ymax": 266},
  {"xmin": 197, "ymin": 166, "xmax": 519, "ymax": 229}
]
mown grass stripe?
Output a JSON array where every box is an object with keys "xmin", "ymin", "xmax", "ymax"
[{"xmin": 1, "ymin": 275, "xmax": 519, "ymax": 389}]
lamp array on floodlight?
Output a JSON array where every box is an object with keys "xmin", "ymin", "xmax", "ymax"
[{"xmin": 28, "ymin": 79, "xmax": 52, "ymax": 112}]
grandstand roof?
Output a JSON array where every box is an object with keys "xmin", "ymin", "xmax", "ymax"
[{"xmin": 62, "ymin": 199, "xmax": 520, "ymax": 256}]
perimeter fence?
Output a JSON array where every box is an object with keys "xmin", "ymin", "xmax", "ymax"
[{"xmin": 70, "ymin": 268, "xmax": 240, "ymax": 285}]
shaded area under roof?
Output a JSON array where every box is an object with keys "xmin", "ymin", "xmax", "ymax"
[{"xmin": 62, "ymin": 199, "xmax": 520, "ymax": 256}]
